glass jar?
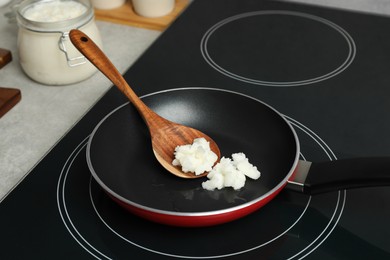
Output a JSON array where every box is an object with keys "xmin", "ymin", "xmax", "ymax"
[{"xmin": 16, "ymin": 0, "xmax": 102, "ymax": 85}]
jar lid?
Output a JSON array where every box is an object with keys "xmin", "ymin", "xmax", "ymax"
[{"xmin": 16, "ymin": 0, "xmax": 94, "ymax": 32}]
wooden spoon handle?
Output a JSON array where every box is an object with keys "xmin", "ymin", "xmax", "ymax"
[{"xmin": 69, "ymin": 29, "xmax": 152, "ymax": 117}]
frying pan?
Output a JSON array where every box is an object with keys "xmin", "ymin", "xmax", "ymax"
[{"xmin": 87, "ymin": 87, "xmax": 390, "ymax": 227}]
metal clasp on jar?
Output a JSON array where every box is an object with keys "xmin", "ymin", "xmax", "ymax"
[{"xmin": 59, "ymin": 31, "xmax": 86, "ymax": 67}]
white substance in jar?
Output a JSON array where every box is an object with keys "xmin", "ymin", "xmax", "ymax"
[
  {"xmin": 202, "ymin": 153, "xmax": 261, "ymax": 191},
  {"xmin": 16, "ymin": 0, "xmax": 102, "ymax": 85},
  {"xmin": 23, "ymin": 1, "xmax": 87, "ymax": 22},
  {"xmin": 172, "ymin": 138, "xmax": 218, "ymax": 176}
]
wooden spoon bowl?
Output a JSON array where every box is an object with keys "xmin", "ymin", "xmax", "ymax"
[{"xmin": 69, "ymin": 29, "xmax": 220, "ymax": 178}]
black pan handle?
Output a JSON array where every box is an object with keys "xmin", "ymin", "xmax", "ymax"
[{"xmin": 287, "ymin": 157, "xmax": 390, "ymax": 194}]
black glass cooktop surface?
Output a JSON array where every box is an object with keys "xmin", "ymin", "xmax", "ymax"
[{"xmin": 2, "ymin": 0, "xmax": 390, "ymax": 259}]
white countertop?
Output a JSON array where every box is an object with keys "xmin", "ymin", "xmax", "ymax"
[{"xmin": 1, "ymin": 0, "xmax": 390, "ymax": 201}]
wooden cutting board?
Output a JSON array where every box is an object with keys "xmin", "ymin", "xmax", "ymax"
[
  {"xmin": 94, "ymin": 0, "xmax": 190, "ymax": 31},
  {"xmin": 0, "ymin": 87, "xmax": 21, "ymax": 118}
]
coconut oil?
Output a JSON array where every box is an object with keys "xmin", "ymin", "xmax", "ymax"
[{"xmin": 16, "ymin": 0, "xmax": 102, "ymax": 85}]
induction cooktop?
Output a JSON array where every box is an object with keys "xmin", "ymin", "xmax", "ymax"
[{"xmin": 2, "ymin": 0, "xmax": 390, "ymax": 259}]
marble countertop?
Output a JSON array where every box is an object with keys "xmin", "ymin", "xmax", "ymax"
[{"xmin": 1, "ymin": 0, "xmax": 390, "ymax": 200}]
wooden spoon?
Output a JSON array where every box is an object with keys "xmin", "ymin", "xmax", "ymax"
[{"xmin": 69, "ymin": 29, "xmax": 220, "ymax": 178}]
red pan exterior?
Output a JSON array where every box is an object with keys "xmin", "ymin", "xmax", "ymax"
[
  {"xmin": 109, "ymin": 191, "xmax": 279, "ymax": 227},
  {"xmin": 109, "ymin": 169, "xmax": 296, "ymax": 227}
]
